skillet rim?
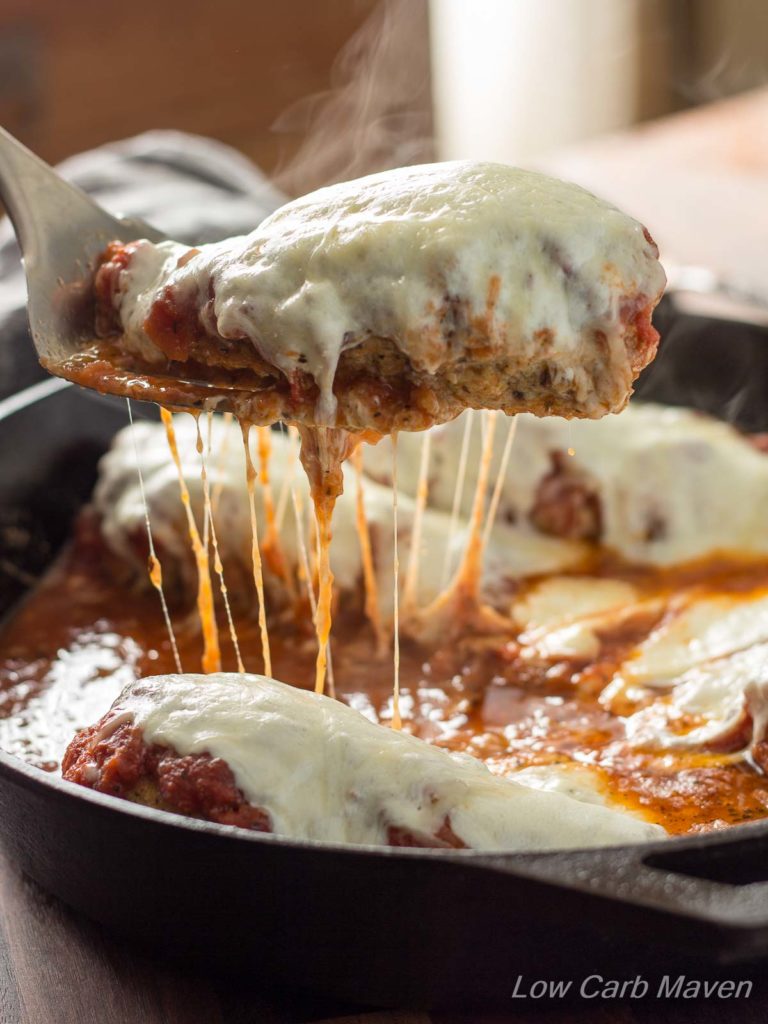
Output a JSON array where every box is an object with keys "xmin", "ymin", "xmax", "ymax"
[{"xmin": 4, "ymin": 741, "xmax": 768, "ymax": 864}]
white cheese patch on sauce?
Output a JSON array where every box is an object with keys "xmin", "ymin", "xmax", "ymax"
[
  {"xmin": 112, "ymin": 162, "xmax": 664, "ymax": 423},
  {"xmin": 366, "ymin": 402, "xmax": 768, "ymax": 565},
  {"xmin": 522, "ymin": 621, "xmax": 602, "ymax": 662},
  {"xmin": 624, "ymin": 590, "xmax": 768, "ymax": 684},
  {"xmin": 110, "ymin": 673, "xmax": 666, "ymax": 850},
  {"xmin": 601, "ymin": 591, "xmax": 768, "ymax": 757},
  {"xmin": 513, "ymin": 577, "xmax": 638, "ymax": 631},
  {"xmin": 512, "ymin": 577, "xmax": 640, "ymax": 662},
  {"xmin": 622, "ymin": 643, "xmax": 768, "ymax": 753}
]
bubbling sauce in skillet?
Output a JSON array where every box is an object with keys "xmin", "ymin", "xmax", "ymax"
[{"xmin": 3, "ymin": 506, "xmax": 768, "ymax": 837}]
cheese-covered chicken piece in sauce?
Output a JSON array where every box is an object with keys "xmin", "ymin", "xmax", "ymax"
[
  {"xmin": 366, "ymin": 403, "xmax": 768, "ymax": 566},
  {"xmin": 62, "ymin": 673, "xmax": 665, "ymax": 850},
  {"xmin": 91, "ymin": 161, "xmax": 665, "ymax": 432}
]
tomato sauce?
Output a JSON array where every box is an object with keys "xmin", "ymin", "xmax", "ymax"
[{"xmin": 3, "ymin": 517, "xmax": 768, "ymax": 836}]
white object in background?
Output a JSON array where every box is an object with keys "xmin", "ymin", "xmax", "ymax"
[{"xmin": 429, "ymin": 0, "xmax": 641, "ymax": 163}]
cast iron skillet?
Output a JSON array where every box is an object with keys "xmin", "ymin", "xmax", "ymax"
[{"xmin": 2, "ymin": 296, "xmax": 768, "ymax": 1007}]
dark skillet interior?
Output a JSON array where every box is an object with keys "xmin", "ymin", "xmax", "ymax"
[{"xmin": 3, "ymin": 295, "xmax": 768, "ymax": 1007}]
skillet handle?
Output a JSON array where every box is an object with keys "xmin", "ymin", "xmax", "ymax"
[{"xmin": 456, "ymin": 829, "xmax": 768, "ymax": 960}]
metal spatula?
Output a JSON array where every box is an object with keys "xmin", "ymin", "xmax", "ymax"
[
  {"xmin": 0, "ymin": 126, "xmax": 165, "ymax": 372},
  {"xmin": 0, "ymin": 126, "xmax": 266, "ymax": 415}
]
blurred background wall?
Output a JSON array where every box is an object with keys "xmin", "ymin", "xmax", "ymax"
[
  {"xmin": 0, "ymin": 0, "xmax": 766, "ymax": 189},
  {"xmin": 0, "ymin": 0, "xmax": 385, "ymax": 179},
  {"xmin": 431, "ymin": 0, "xmax": 768, "ymax": 163},
  {"xmin": 430, "ymin": 0, "xmax": 672, "ymax": 163}
]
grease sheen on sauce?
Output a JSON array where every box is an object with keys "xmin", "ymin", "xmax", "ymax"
[{"xmin": 3, "ymin": 528, "xmax": 768, "ymax": 837}]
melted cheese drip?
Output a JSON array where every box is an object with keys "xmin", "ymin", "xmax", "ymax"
[
  {"xmin": 98, "ymin": 415, "xmax": 588, "ymax": 643},
  {"xmin": 194, "ymin": 417, "xmax": 244, "ymax": 674},
  {"xmin": 453, "ymin": 411, "xmax": 498, "ymax": 598},
  {"xmin": 481, "ymin": 416, "xmax": 518, "ymax": 551},
  {"xmin": 287, "ymin": 459, "xmax": 335, "ymax": 695},
  {"xmin": 160, "ymin": 408, "xmax": 221, "ymax": 673},
  {"xmin": 289, "ymin": 472, "xmax": 313, "ymax": 606},
  {"xmin": 126, "ymin": 400, "xmax": 182, "ymax": 673},
  {"xmin": 210, "ymin": 411, "xmax": 234, "ymax": 520},
  {"xmin": 274, "ymin": 424, "xmax": 299, "ymax": 532},
  {"xmin": 352, "ymin": 447, "xmax": 385, "ymax": 653},
  {"xmin": 240, "ymin": 423, "xmax": 272, "ymax": 677},
  {"xmin": 148, "ymin": 555, "xmax": 163, "ymax": 589},
  {"xmin": 441, "ymin": 410, "xmax": 474, "ymax": 587},
  {"xmin": 296, "ymin": 425, "xmax": 355, "ymax": 696},
  {"xmin": 391, "ymin": 435, "xmax": 402, "ymax": 730},
  {"xmin": 409, "ymin": 411, "xmax": 508, "ymax": 639},
  {"xmin": 255, "ymin": 426, "xmax": 292, "ymax": 592},
  {"xmin": 402, "ymin": 431, "xmax": 431, "ymax": 613},
  {"xmin": 200, "ymin": 414, "xmax": 212, "ymax": 551},
  {"xmin": 312, "ymin": 496, "xmax": 334, "ymax": 695},
  {"xmin": 256, "ymin": 427, "xmax": 276, "ymax": 529}
]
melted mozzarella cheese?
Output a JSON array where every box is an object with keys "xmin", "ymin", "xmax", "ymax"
[
  {"xmin": 522, "ymin": 621, "xmax": 602, "ymax": 661},
  {"xmin": 366, "ymin": 403, "xmax": 768, "ymax": 565},
  {"xmin": 513, "ymin": 577, "xmax": 638, "ymax": 630},
  {"xmin": 510, "ymin": 764, "xmax": 615, "ymax": 808},
  {"xmin": 512, "ymin": 577, "xmax": 646, "ymax": 662},
  {"xmin": 624, "ymin": 590, "xmax": 768, "ymax": 684},
  {"xmin": 507, "ymin": 580, "xmax": 768, "ymax": 760},
  {"xmin": 100, "ymin": 402, "xmax": 768, "ymax": 617},
  {"xmin": 622, "ymin": 643, "xmax": 768, "ymax": 752},
  {"xmin": 113, "ymin": 162, "xmax": 664, "ymax": 423},
  {"xmin": 106, "ymin": 673, "xmax": 665, "ymax": 850},
  {"xmin": 603, "ymin": 591, "xmax": 768, "ymax": 755},
  {"xmin": 95, "ymin": 416, "xmax": 586, "ymax": 623}
]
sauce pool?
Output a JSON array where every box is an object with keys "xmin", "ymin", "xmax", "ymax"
[{"xmin": 3, "ymin": 520, "xmax": 768, "ymax": 836}]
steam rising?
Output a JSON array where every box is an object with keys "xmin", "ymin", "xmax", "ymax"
[
  {"xmin": 672, "ymin": 0, "xmax": 768, "ymax": 105},
  {"xmin": 272, "ymin": 0, "xmax": 434, "ymax": 196}
]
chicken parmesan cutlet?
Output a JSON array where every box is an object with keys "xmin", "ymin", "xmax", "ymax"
[
  {"xmin": 62, "ymin": 673, "xmax": 664, "ymax": 850},
  {"xmin": 61, "ymin": 161, "xmax": 665, "ymax": 434}
]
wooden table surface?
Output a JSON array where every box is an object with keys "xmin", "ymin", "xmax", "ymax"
[
  {"xmin": 0, "ymin": 835, "xmax": 765, "ymax": 1024},
  {"xmin": 2, "ymin": 89, "xmax": 768, "ymax": 1024}
]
